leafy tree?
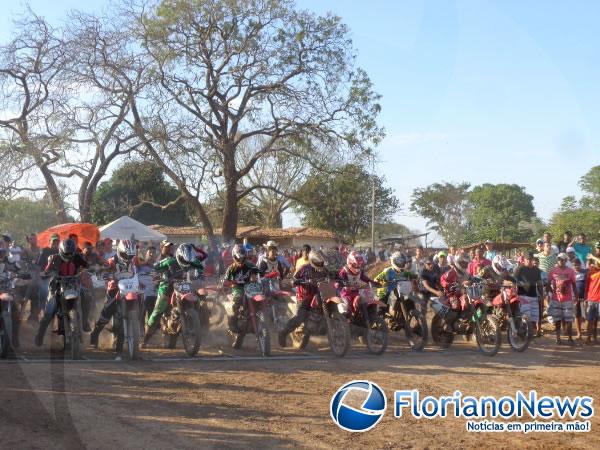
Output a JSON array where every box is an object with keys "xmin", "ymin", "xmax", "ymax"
[
  {"xmin": 579, "ymin": 165, "xmax": 600, "ymax": 208},
  {"xmin": 410, "ymin": 182, "xmax": 471, "ymax": 246},
  {"xmin": 357, "ymin": 222, "xmax": 412, "ymax": 242},
  {"xmin": 465, "ymin": 184, "xmax": 536, "ymax": 242},
  {"xmin": 295, "ymin": 164, "xmax": 399, "ymax": 243},
  {"xmin": 0, "ymin": 198, "xmax": 61, "ymax": 242},
  {"xmin": 547, "ymin": 202, "xmax": 600, "ymax": 243},
  {"xmin": 131, "ymin": 0, "xmax": 383, "ymax": 241},
  {"xmin": 90, "ymin": 160, "xmax": 192, "ymax": 226}
]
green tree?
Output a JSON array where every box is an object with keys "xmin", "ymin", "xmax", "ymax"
[
  {"xmin": 0, "ymin": 198, "xmax": 61, "ymax": 242},
  {"xmin": 466, "ymin": 184, "xmax": 536, "ymax": 242},
  {"xmin": 410, "ymin": 182, "xmax": 471, "ymax": 246},
  {"xmin": 90, "ymin": 160, "xmax": 192, "ymax": 226},
  {"xmin": 295, "ymin": 164, "xmax": 399, "ymax": 243},
  {"xmin": 357, "ymin": 222, "xmax": 412, "ymax": 242},
  {"xmin": 579, "ymin": 165, "xmax": 600, "ymax": 208}
]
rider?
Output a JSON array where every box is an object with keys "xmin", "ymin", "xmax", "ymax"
[
  {"xmin": 224, "ymin": 244, "xmax": 257, "ymax": 346},
  {"xmin": 336, "ymin": 251, "xmax": 380, "ymax": 315},
  {"xmin": 0, "ymin": 247, "xmax": 23, "ymax": 351},
  {"xmin": 479, "ymin": 255, "xmax": 512, "ymax": 301},
  {"xmin": 373, "ymin": 252, "xmax": 416, "ymax": 308},
  {"xmin": 278, "ymin": 250, "xmax": 328, "ymax": 347},
  {"xmin": 142, "ymin": 241, "xmax": 180, "ymax": 347},
  {"xmin": 257, "ymin": 241, "xmax": 288, "ymax": 299},
  {"xmin": 89, "ymin": 240, "xmax": 138, "ymax": 358},
  {"xmin": 440, "ymin": 254, "xmax": 471, "ymax": 310},
  {"xmin": 174, "ymin": 243, "xmax": 207, "ymax": 302},
  {"xmin": 35, "ymin": 239, "xmax": 88, "ymax": 347}
]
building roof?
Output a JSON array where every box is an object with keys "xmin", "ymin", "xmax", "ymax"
[{"xmin": 149, "ymin": 224, "xmax": 336, "ymax": 240}]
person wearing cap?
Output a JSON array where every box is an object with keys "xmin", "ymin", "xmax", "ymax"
[
  {"xmin": 262, "ymin": 240, "xmax": 291, "ymax": 274},
  {"xmin": 534, "ymin": 238, "xmax": 544, "ymax": 254},
  {"xmin": 484, "ymin": 240, "xmax": 497, "ymax": 261},
  {"xmin": 142, "ymin": 240, "xmax": 178, "ymax": 347},
  {"xmin": 565, "ymin": 247, "xmax": 578, "ymax": 268},
  {"xmin": 514, "ymin": 252, "xmax": 543, "ymax": 336},
  {"xmin": 547, "ymin": 253, "xmax": 578, "ymax": 345},
  {"xmin": 436, "ymin": 251, "xmax": 451, "ymax": 274}
]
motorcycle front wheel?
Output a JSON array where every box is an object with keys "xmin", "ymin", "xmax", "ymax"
[
  {"xmin": 66, "ymin": 307, "xmax": 82, "ymax": 360},
  {"xmin": 475, "ymin": 316, "xmax": 501, "ymax": 357},
  {"xmin": 507, "ymin": 316, "xmax": 533, "ymax": 352},
  {"xmin": 365, "ymin": 315, "xmax": 388, "ymax": 355},
  {"xmin": 182, "ymin": 308, "xmax": 202, "ymax": 357},
  {"xmin": 255, "ymin": 311, "xmax": 270, "ymax": 357},
  {"xmin": 327, "ymin": 311, "xmax": 350, "ymax": 357},
  {"xmin": 430, "ymin": 313, "xmax": 454, "ymax": 349},
  {"xmin": 404, "ymin": 309, "xmax": 428, "ymax": 351},
  {"xmin": 126, "ymin": 306, "xmax": 141, "ymax": 360}
]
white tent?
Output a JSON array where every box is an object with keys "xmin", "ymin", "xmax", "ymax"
[{"xmin": 99, "ymin": 216, "xmax": 166, "ymax": 242}]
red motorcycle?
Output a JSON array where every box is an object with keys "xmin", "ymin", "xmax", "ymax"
[
  {"xmin": 491, "ymin": 280, "xmax": 533, "ymax": 352},
  {"xmin": 226, "ymin": 280, "xmax": 270, "ymax": 356},
  {"xmin": 342, "ymin": 282, "xmax": 389, "ymax": 355},
  {"xmin": 262, "ymin": 271, "xmax": 294, "ymax": 332},
  {"xmin": 290, "ymin": 280, "xmax": 351, "ymax": 357}
]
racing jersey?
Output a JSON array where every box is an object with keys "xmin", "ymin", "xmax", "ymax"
[{"xmin": 374, "ymin": 267, "xmax": 416, "ymax": 299}]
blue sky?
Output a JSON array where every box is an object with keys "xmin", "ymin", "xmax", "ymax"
[{"xmin": 2, "ymin": 0, "xmax": 598, "ymax": 245}]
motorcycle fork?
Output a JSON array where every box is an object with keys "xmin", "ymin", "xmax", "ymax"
[{"xmin": 247, "ymin": 297, "xmax": 258, "ymax": 334}]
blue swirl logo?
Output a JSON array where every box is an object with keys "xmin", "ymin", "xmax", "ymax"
[{"xmin": 330, "ymin": 380, "xmax": 387, "ymax": 432}]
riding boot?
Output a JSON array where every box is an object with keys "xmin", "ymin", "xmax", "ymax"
[
  {"xmin": 89, "ymin": 326, "xmax": 101, "ymax": 349},
  {"xmin": 35, "ymin": 318, "xmax": 51, "ymax": 347},
  {"xmin": 142, "ymin": 321, "xmax": 159, "ymax": 348},
  {"xmin": 12, "ymin": 319, "xmax": 20, "ymax": 349}
]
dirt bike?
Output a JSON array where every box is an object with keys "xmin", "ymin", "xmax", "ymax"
[
  {"xmin": 109, "ymin": 270, "xmax": 142, "ymax": 360},
  {"xmin": 490, "ymin": 281, "xmax": 533, "ymax": 352},
  {"xmin": 343, "ymin": 282, "xmax": 389, "ymax": 355},
  {"xmin": 290, "ymin": 279, "xmax": 351, "ymax": 357},
  {"xmin": 226, "ymin": 281, "xmax": 271, "ymax": 356},
  {"xmin": 430, "ymin": 280, "xmax": 501, "ymax": 356},
  {"xmin": 385, "ymin": 280, "xmax": 428, "ymax": 351},
  {"xmin": 54, "ymin": 275, "xmax": 84, "ymax": 360},
  {"xmin": 161, "ymin": 277, "xmax": 207, "ymax": 357},
  {"xmin": 262, "ymin": 271, "xmax": 294, "ymax": 332}
]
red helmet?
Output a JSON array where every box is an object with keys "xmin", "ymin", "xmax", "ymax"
[{"xmin": 346, "ymin": 251, "xmax": 365, "ymax": 274}]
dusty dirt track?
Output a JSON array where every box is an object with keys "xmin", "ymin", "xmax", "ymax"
[{"xmin": 1, "ymin": 321, "xmax": 599, "ymax": 450}]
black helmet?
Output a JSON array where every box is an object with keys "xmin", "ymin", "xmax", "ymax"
[{"xmin": 59, "ymin": 238, "xmax": 77, "ymax": 262}]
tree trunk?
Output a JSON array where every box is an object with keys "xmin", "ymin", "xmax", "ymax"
[
  {"xmin": 37, "ymin": 160, "xmax": 68, "ymax": 223},
  {"xmin": 221, "ymin": 179, "xmax": 239, "ymax": 243}
]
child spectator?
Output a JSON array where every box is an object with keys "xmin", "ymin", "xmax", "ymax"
[{"xmin": 572, "ymin": 258, "xmax": 587, "ymax": 340}]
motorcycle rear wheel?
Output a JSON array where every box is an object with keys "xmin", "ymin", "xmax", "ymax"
[
  {"xmin": 507, "ymin": 316, "xmax": 533, "ymax": 352},
  {"xmin": 182, "ymin": 308, "xmax": 202, "ymax": 357},
  {"xmin": 475, "ymin": 316, "xmax": 501, "ymax": 357},
  {"xmin": 327, "ymin": 311, "xmax": 350, "ymax": 357}
]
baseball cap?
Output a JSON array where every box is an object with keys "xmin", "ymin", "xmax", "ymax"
[
  {"xmin": 535, "ymin": 238, "xmax": 544, "ymax": 245},
  {"xmin": 50, "ymin": 234, "xmax": 60, "ymax": 242},
  {"xmin": 566, "ymin": 246, "xmax": 576, "ymax": 253},
  {"xmin": 437, "ymin": 251, "xmax": 447, "ymax": 258},
  {"xmin": 484, "ymin": 239, "xmax": 493, "ymax": 244},
  {"xmin": 556, "ymin": 252, "xmax": 568, "ymax": 260}
]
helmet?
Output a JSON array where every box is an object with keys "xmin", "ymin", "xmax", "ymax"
[
  {"xmin": 232, "ymin": 244, "xmax": 247, "ymax": 263},
  {"xmin": 492, "ymin": 254, "xmax": 510, "ymax": 275},
  {"xmin": 244, "ymin": 243, "xmax": 254, "ymax": 253},
  {"xmin": 117, "ymin": 240, "xmax": 136, "ymax": 264},
  {"xmin": 346, "ymin": 251, "xmax": 365, "ymax": 274},
  {"xmin": 59, "ymin": 239, "xmax": 77, "ymax": 262},
  {"xmin": 308, "ymin": 250, "xmax": 325, "ymax": 271},
  {"xmin": 453, "ymin": 254, "xmax": 470, "ymax": 275},
  {"xmin": 390, "ymin": 251, "xmax": 408, "ymax": 271},
  {"xmin": 265, "ymin": 240, "xmax": 278, "ymax": 250},
  {"xmin": 175, "ymin": 243, "xmax": 196, "ymax": 269}
]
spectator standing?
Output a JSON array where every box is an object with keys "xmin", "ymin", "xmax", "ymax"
[
  {"xmin": 295, "ymin": 245, "xmax": 311, "ymax": 272},
  {"xmin": 436, "ymin": 251, "xmax": 451, "ymax": 274},
  {"xmin": 468, "ymin": 246, "xmax": 491, "ymax": 277},
  {"xmin": 542, "ymin": 232, "xmax": 559, "ymax": 255},
  {"xmin": 411, "ymin": 246, "xmax": 426, "ymax": 274},
  {"xmin": 557, "ymin": 231, "xmax": 573, "ymax": 254},
  {"xmin": 573, "ymin": 233, "xmax": 591, "ymax": 268},
  {"xmin": 584, "ymin": 253, "xmax": 600, "ymax": 344},
  {"xmin": 547, "ymin": 253, "xmax": 577, "ymax": 345},
  {"xmin": 513, "ymin": 252, "xmax": 543, "ymax": 335},
  {"xmin": 484, "ymin": 240, "xmax": 497, "ymax": 260},
  {"xmin": 573, "ymin": 258, "xmax": 587, "ymax": 340}
]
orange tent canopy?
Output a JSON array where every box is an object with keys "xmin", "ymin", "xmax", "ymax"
[{"xmin": 38, "ymin": 223, "xmax": 100, "ymax": 247}]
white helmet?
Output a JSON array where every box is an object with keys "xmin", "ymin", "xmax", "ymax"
[
  {"xmin": 117, "ymin": 240, "xmax": 136, "ymax": 264},
  {"xmin": 390, "ymin": 251, "xmax": 408, "ymax": 271},
  {"xmin": 492, "ymin": 254, "xmax": 510, "ymax": 275},
  {"xmin": 453, "ymin": 254, "xmax": 470, "ymax": 275}
]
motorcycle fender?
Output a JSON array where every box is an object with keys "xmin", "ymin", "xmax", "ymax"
[
  {"xmin": 0, "ymin": 293, "xmax": 13, "ymax": 302},
  {"xmin": 182, "ymin": 293, "xmax": 196, "ymax": 302},
  {"xmin": 252, "ymin": 294, "xmax": 266, "ymax": 302},
  {"xmin": 125, "ymin": 292, "xmax": 138, "ymax": 301}
]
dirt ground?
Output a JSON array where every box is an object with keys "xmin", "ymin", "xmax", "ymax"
[{"xmin": 1, "ymin": 319, "xmax": 599, "ymax": 450}]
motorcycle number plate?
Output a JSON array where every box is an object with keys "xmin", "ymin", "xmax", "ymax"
[{"xmin": 177, "ymin": 282, "xmax": 191, "ymax": 293}]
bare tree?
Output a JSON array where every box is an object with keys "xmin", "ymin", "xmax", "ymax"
[
  {"xmin": 127, "ymin": 0, "xmax": 383, "ymax": 241},
  {"xmin": 0, "ymin": 11, "xmax": 69, "ymax": 220}
]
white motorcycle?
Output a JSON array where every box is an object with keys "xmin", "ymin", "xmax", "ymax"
[{"xmin": 111, "ymin": 270, "xmax": 143, "ymax": 360}]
